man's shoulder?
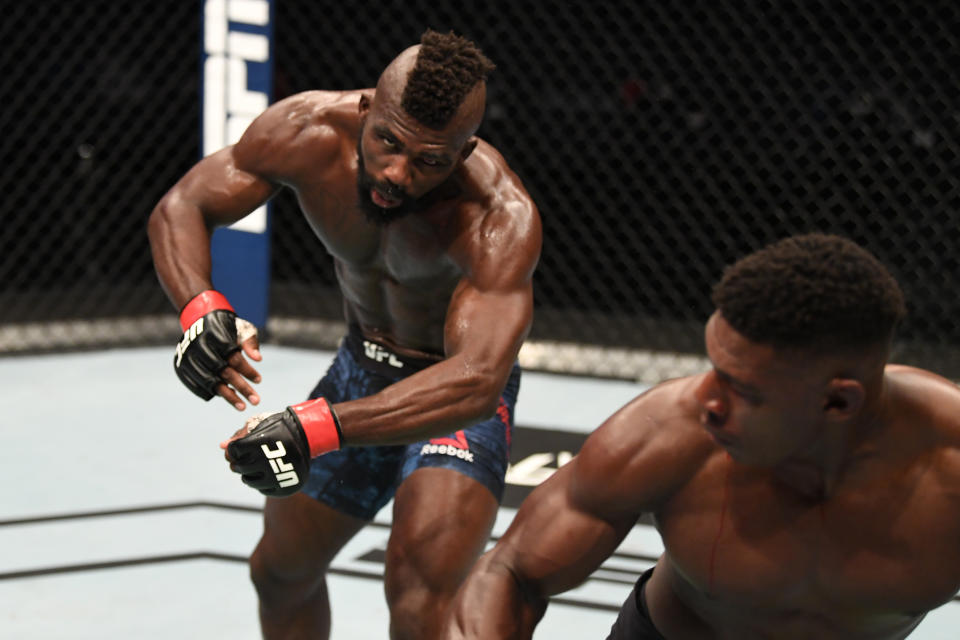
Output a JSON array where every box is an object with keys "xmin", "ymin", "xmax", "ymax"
[
  {"xmin": 571, "ymin": 375, "xmax": 715, "ymax": 511},
  {"xmin": 235, "ymin": 90, "xmax": 364, "ymax": 179},
  {"xmin": 585, "ymin": 376, "xmax": 708, "ymax": 452},
  {"xmin": 442, "ymin": 141, "xmax": 541, "ymax": 277},
  {"xmin": 887, "ymin": 364, "xmax": 960, "ymax": 418},
  {"xmin": 262, "ymin": 90, "xmax": 363, "ymax": 141},
  {"xmin": 886, "ymin": 366, "xmax": 960, "ymax": 509},
  {"xmin": 460, "ymin": 140, "xmax": 533, "ymax": 207},
  {"xmin": 884, "ymin": 364, "xmax": 960, "ymax": 459},
  {"xmin": 459, "ymin": 141, "xmax": 540, "ymax": 235}
]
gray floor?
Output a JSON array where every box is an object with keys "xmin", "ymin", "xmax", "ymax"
[{"xmin": 1, "ymin": 346, "xmax": 958, "ymax": 638}]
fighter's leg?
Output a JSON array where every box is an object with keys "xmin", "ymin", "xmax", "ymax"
[
  {"xmin": 250, "ymin": 436, "xmax": 405, "ymax": 638},
  {"xmin": 250, "ymin": 493, "xmax": 367, "ymax": 639},
  {"xmin": 384, "ymin": 373, "xmax": 518, "ymax": 639},
  {"xmin": 248, "ymin": 339, "xmax": 398, "ymax": 638},
  {"xmin": 384, "ymin": 467, "xmax": 499, "ymax": 640}
]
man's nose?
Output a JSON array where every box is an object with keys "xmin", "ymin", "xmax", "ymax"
[
  {"xmin": 382, "ymin": 156, "xmax": 411, "ymax": 189},
  {"xmin": 695, "ymin": 371, "xmax": 728, "ymax": 424}
]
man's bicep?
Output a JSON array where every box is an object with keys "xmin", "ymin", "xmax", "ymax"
[
  {"xmin": 444, "ymin": 278, "xmax": 534, "ymax": 372},
  {"xmin": 498, "ymin": 460, "xmax": 636, "ymax": 598},
  {"xmin": 179, "ymin": 95, "xmax": 327, "ymax": 225},
  {"xmin": 444, "ymin": 197, "xmax": 541, "ymax": 355},
  {"xmin": 169, "ymin": 146, "xmax": 279, "ymax": 227}
]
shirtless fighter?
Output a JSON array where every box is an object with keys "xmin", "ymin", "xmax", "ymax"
[
  {"xmin": 444, "ymin": 233, "xmax": 960, "ymax": 639},
  {"xmin": 148, "ymin": 30, "xmax": 541, "ymax": 639}
]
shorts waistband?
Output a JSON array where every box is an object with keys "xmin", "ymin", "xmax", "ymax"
[{"xmin": 343, "ymin": 325, "xmax": 443, "ymax": 377}]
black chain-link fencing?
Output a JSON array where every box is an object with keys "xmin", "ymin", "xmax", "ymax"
[
  {"xmin": 1, "ymin": 0, "xmax": 198, "ymax": 348},
  {"xmin": 3, "ymin": 1, "xmax": 959, "ymax": 379}
]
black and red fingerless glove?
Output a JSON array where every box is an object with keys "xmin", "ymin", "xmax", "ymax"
[
  {"xmin": 173, "ymin": 290, "xmax": 239, "ymax": 400},
  {"xmin": 226, "ymin": 397, "xmax": 343, "ymax": 496}
]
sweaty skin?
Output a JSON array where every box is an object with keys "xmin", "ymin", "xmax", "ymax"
[
  {"xmin": 444, "ymin": 317, "xmax": 960, "ymax": 640},
  {"xmin": 149, "ymin": 40, "xmax": 541, "ymax": 640},
  {"xmin": 148, "ymin": 81, "xmax": 541, "ymax": 443}
]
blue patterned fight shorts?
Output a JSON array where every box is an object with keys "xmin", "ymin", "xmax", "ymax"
[{"xmin": 299, "ymin": 325, "xmax": 520, "ymax": 521}]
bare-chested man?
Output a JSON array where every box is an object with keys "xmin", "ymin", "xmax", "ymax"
[
  {"xmin": 444, "ymin": 233, "xmax": 960, "ymax": 640},
  {"xmin": 147, "ymin": 30, "xmax": 541, "ymax": 640}
]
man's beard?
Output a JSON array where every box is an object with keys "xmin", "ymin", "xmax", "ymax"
[{"xmin": 355, "ymin": 133, "xmax": 422, "ymax": 226}]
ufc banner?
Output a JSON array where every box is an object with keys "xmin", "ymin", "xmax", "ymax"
[{"xmin": 202, "ymin": 0, "xmax": 273, "ymax": 329}]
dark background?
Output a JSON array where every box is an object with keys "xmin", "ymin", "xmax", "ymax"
[{"xmin": 2, "ymin": 1, "xmax": 959, "ymax": 377}]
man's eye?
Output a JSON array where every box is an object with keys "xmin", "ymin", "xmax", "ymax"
[
  {"xmin": 380, "ymin": 136, "xmax": 397, "ymax": 148},
  {"xmin": 732, "ymin": 388, "xmax": 761, "ymax": 405}
]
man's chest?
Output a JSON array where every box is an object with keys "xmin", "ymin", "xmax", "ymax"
[
  {"xmin": 295, "ymin": 182, "xmax": 461, "ymax": 284},
  {"xmin": 657, "ymin": 466, "xmax": 960, "ymax": 615}
]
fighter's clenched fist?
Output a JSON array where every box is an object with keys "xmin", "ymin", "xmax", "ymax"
[{"xmin": 222, "ymin": 398, "xmax": 343, "ymax": 496}]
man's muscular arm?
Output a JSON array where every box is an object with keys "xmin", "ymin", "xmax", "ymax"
[
  {"xmin": 443, "ymin": 404, "xmax": 657, "ymax": 639},
  {"xmin": 444, "ymin": 382, "xmax": 707, "ymax": 638},
  {"xmin": 148, "ymin": 93, "xmax": 333, "ymax": 409},
  {"xmin": 448, "ymin": 464, "xmax": 635, "ymax": 638}
]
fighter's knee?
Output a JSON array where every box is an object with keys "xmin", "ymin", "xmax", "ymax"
[
  {"xmin": 385, "ymin": 544, "xmax": 443, "ymax": 596},
  {"xmin": 249, "ymin": 542, "xmax": 326, "ymax": 604},
  {"xmin": 249, "ymin": 545, "xmax": 283, "ymax": 600}
]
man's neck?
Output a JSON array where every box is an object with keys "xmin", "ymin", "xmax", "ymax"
[
  {"xmin": 772, "ymin": 458, "xmax": 837, "ymax": 502},
  {"xmin": 772, "ymin": 384, "xmax": 889, "ymax": 501}
]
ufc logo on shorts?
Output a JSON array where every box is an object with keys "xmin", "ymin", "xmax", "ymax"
[
  {"xmin": 363, "ymin": 341, "xmax": 403, "ymax": 368},
  {"xmin": 175, "ymin": 318, "xmax": 204, "ymax": 368},
  {"xmin": 261, "ymin": 441, "xmax": 300, "ymax": 487}
]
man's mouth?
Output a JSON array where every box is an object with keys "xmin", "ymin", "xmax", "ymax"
[
  {"xmin": 701, "ymin": 413, "xmax": 738, "ymax": 447},
  {"xmin": 707, "ymin": 428, "xmax": 738, "ymax": 448},
  {"xmin": 371, "ymin": 187, "xmax": 402, "ymax": 208}
]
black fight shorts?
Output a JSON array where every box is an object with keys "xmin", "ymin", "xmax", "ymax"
[
  {"xmin": 299, "ymin": 326, "xmax": 520, "ymax": 521},
  {"xmin": 606, "ymin": 568, "xmax": 667, "ymax": 640}
]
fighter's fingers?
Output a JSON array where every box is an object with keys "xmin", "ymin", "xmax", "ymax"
[
  {"xmin": 220, "ymin": 424, "xmax": 250, "ymax": 453},
  {"xmin": 220, "ymin": 413, "xmax": 270, "ymax": 450},
  {"xmin": 241, "ymin": 337, "xmax": 262, "ymax": 362},
  {"xmin": 236, "ymin": 318, "xmax": 262, "ymax": 361},
  {"xmin": 220, "ymin": 365, "xmax": 261, "ymax": 407},
  {"xmin": 226, "ymin": 350, "xmax": 262, "ymax": 383},
  {"xmin": 215, "ymin": 381, "xmax": 248, "ymax": 412},
  {"xmin": 223, "ymin": 435, "xmax": 242, "ymax": 467}
]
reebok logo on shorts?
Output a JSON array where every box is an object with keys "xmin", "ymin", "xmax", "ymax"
[{"xmin": 421, "ymin": 430, "xmax": 474, "ymax": 462}]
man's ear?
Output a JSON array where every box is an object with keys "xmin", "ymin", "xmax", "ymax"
[
  {"xmin": 359, "ymin": 93, "xmax": 371, "ymax": 118},
  {"xmin": 460, "ymin": 137, "xmax": 479, "ymax": 163},
  {"xmin": 822, "ymin": 378, "xmax": 865, "ymax": 421}
]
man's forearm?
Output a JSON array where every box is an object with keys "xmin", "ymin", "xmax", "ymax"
[
  {"xmin": 334, "ymin": 356, "xmax": 509, "ymax": 445},
  {"xmin": 444, "ymin": 558, "xmax": 547, "ymax": 639},
  {"xmin": 147, "ymin": 197, "xmax": 214, "ymax": 308}
]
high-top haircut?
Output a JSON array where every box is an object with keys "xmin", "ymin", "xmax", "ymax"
[
  {"xmin": 401, "ymin": 29, "xmax": 495, "ymax": 129},
  {"xmin": 712, "ymin": 234, "xmax": 906, "ymax": 351}
]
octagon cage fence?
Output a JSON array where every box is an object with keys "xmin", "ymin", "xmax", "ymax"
[{"xmin": 2, "ymin": 0, "xmax": 959, "ymax": 383}]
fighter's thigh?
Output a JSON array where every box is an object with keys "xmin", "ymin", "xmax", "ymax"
[
  {"xmin": 385, "ymin": 467, "xmax": 499, "ymax": 590},
  {"xmin": 253, "ymin": 493, "xmax": 367, "ymax": 581}
]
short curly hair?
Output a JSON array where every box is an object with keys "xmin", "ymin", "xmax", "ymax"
[
  {"xmin": 712, "ymin": 234, "xmax": 906, "ymax": 350},
  {"xmin": 401, "ymin": 29, "xmax": 495, "ymax": 129}
]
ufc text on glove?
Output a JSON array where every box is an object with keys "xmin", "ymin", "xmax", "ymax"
[{"xmin": 226, "ymin": 398, "xmax": 343, "ymax": 497}]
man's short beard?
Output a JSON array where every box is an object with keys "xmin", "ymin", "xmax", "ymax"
[{"xmin": 355, "ymin": 132, "xmax": 421, "ymax": 226}]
